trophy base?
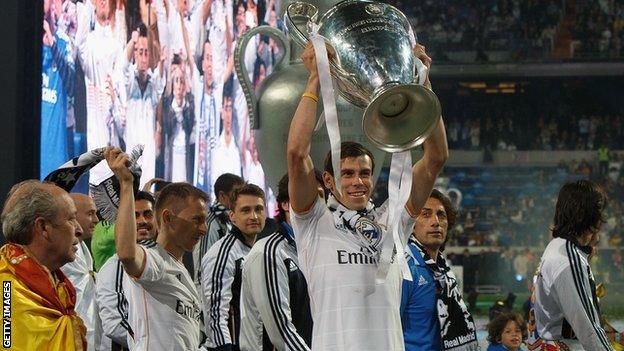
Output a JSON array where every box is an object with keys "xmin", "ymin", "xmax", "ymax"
[{"xmin": 363, "ymin": 83, "xmax": 441, "ymax": 153}]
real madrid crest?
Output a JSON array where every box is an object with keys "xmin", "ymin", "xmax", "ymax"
[
  {"xmin": 355, "ymin": 217, "xmax": 383, "ymax": 247},
  {"xmin": 365, "ymin": 3, "xmax": 383, "ymax": 16}
]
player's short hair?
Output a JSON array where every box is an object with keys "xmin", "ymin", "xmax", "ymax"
[
  {"xmin": 137, "ymin": 22, "xmax": 148, "ymax": 37},
  {"xmin": 229, "ymin": 183, "xmax": 265, "ymax": 211},
  {"xmin": 223, "ymin": 78, "xmax": 233, "ymax": 101},
  {"xmin": 155, "ymin": 183, "xmax": 209, "ymax": 226},
  {"xmin": 1, "ymin": 181, "xmax": 62, "ymax": 245},
  {"xmin": 196, "ymin": 39, "xmax": 212, "ymax": 76},
  {"xmin": 551, "ymin": 180, "xmax": 607, "ymax": 240},
  {"xmin": 136, "ymin": 190, "xmax": 155, "ymax": 206},
  {"xmin": 486, "ymin": 312, "xmax": 527, "ymax": 344},
  {"xmin": 324, "ymin": 141, "xmax": 375, "ymax": 176},
  {"xmin": 214, "ymin": 173, "xmax": 245, "ymax": 199}
]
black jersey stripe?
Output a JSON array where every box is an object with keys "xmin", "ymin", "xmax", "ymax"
[{"xmin": 115, "ymin": 259, "xmax": 133, "ymax": 335}]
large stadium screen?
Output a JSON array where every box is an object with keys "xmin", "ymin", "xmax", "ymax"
[{"xmin": 40, "ymin": 0, "xmax": 279, "ymax": 209}]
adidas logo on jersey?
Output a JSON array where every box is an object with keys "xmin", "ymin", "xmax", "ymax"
[
  {"xmin": 287, "ymin": 261, "xmax": 301, "ymax": 273},
  {"xmin": 418, "ymin": 275, "xmax": 428, "ymax": 286}
]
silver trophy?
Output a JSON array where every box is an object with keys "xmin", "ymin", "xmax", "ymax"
[{"xmin": 286, "ymin": 0, "xmax": 441, "ymax": 152}]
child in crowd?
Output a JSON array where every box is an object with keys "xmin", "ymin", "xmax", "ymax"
[{"xmin": 487, "ymin": 312, "xmax": 528, "ymax": 351}]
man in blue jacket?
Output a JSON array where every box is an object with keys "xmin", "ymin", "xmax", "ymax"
[{"xmin": 401, "ymin": 189, "xmax": 478, "ymax": 351}]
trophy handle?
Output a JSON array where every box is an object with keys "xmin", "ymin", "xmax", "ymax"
[
  {"xmin": 234, "ymin": 25, "xmax": 290, "ymax": 129},
  {"xmin": 285, "ymin": 2, "xmax": 318, "ymax": 48},
  {"xmin": 414, "ymin": 57, "xmax": 429, "ymax": 86}
]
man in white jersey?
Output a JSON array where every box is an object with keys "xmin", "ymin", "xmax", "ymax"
[
  {"xmin": 204, "ymin": 0, "xmax": 232, "ymax": 100},
  {"xmin": 230, "ymin": 0, "xmax": 257, "ymax": 148},
  {"xmin": 75, "ymin": 0, "xmax": 125, "ymax": 181},
  {"xmin": 61, "ymin": 193, "xmax": 101, "ymax": 351},
  {"xmin": 242, "ymin": 131, "xmax": 267, "ymax": 192},
  {"xmin": 96, "ymin": 191, "xmax": 157, "ymax": 350},
  {"xmin": 286, "ymin": 43, "xmax": 448, "ymax": 351},
  {"xmin": 122, "ymin": 24, "xmax": 165, "ymax": 187},
  {"xmin": 211, "ymin": 91, "xmax": 242, "ymax": 180},
  {"xmin": 531, "ymin": 180, "xmax": 615, "ymax": 350},
  {"xmin": 192, "ymin": 40, "xmax": 230, "ymax": 195},
  {"xmin": 201, "ymin": 183, "xmax": 266, "ymax": 350},
  {"xmin": 107, "ymin": 147, "xmax": 208, "ymax": 350},
  {"xmin": 154, "ymin": 0, "xmax": 207, "ymax": 60}
]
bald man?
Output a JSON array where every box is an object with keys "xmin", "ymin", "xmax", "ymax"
[
  {"xmin": 0, "ymin": 181, "xmax": 87, "ymax": 349},
  {"xmin": 61, "ymin": 193, "xmax": 104, "ymax": 351}
]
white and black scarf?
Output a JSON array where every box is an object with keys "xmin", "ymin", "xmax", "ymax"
[
  {"xmin": 89, "ymin": 145, "xmax": 143, "ymax": 222},
  {"xmin": 45, "ymin": 146, "xmax": 143, "ymax": 223},
  {"xmin": 413, "ymin": 240, "xmax": 479, "ymax": 351},
  {"xmin": 44, "ymin": 147, "xmax": 107, "ymax": 191},
  {"xmin": 327, "ymin": 194, "xmax": 385, "ymax": 260}
]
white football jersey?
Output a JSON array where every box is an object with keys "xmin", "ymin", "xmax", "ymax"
[
  {"xmin": 123, "ymin": 242, "xmax": 202, "ymax": 351},
  {"xmin": 291, "ymin": 199, "xmax": 415, "ymax": 351}
]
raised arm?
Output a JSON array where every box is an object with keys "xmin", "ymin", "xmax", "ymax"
[
  {"xmin": 125, "ymin": 30, "xmax": 138, "ymax": 63},
  {"xmin": 407, "ymin": 44, "xmax": 449, "ymax": 216},
  {"xmin": 106, "ymin": 148, "xmax": 145, "ymax": 278},
  {"xmin": 180, "ymin": 11, "xmax": 194, "ymax": 75},
  {"xmin": 155, "ymin": 0, "xmax": 170, "ymax": 54},
  {"xmin": 287, "ymin": 43, "xmax": 321, "ymax": 213}
]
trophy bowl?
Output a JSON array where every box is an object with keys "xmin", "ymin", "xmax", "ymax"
[{"xmin": 286, "ymin": 0, "xmax": 441, "ymax": 152}]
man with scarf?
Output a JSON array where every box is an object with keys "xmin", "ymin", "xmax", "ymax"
[
  {"xmin": 401, "ymin": 189, "xmax": 478, "ymax": 351},
  {"xmin": 193, "ymin": 173, "xmax": 245, "ymax": 289},
  {"xmin": 201, "ymin": 183, "xmax": 267, "ymax": 350},
  {"xmin": 286, "ymin": 43, "xmax": 448, "ymax": 350},
  {"xmin": 0, "ymin": 180, "xmax": 87, "ymax": 350},
  {"xmin": 239, "ymin": 172, "xmax": 324, "ymax": 350}
]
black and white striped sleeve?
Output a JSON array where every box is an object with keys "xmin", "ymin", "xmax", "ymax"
[
  {"xmin": 257, "ymin": 235, "xmax": 310, "ymax": 351},
  {"xmin": 555, "ymin": 242, "xmax": 613, "ymax": 351},
  {"xmin": 96, "ymin": 255, "xmax": 133, "ymax": 347},
  {"xmin": 201, "ymin": 236, "xmax": 236, "ymax": 349}
]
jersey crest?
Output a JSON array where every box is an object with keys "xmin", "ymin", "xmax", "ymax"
[{"xmin": 354, "ymin": 217, "xmax": 383, "ymax": 248}]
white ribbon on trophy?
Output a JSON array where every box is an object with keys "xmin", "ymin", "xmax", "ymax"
[
  {"xmin": 377, "ymin": 151, "xmax": 412, "ymax": 284},
  {"xmin": 310, "ymin": 27, "xmax": 343, "ymax": 196}
]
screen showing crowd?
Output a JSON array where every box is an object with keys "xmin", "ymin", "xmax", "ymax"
[{"xmin": 40, "ymin": 0, "xmax": 282, "ymax": 203}]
